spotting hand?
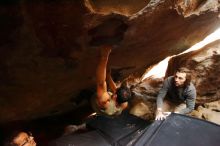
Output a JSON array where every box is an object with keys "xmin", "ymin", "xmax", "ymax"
[{"xmin": 155, "ymin": 112, "xmax": 171, "ymax": 120}]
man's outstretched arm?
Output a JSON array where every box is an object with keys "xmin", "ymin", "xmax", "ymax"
[
  {"xmin": 96, "ymin": 46, "xmax": 112, "ymax": 106},
  {"xmin": 179, "ymin": 88, "xmax": 196, "ymax": 114},
  {"xmin": 155, "ymin": 78, "xmax": 169, "ymax": 120}
]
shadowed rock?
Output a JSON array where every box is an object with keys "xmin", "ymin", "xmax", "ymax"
[{"xmin": 0, "ymin": 0, "xmax": 219, "ymax": 123}]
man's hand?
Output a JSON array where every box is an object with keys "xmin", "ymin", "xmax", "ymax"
[
  {"xmin": 155, "ymin": 111, "xmax": 166, "ymax": 120},
  {"xmin": 155, "ymin": 111, "xmax": 171, "ymax": 121}
]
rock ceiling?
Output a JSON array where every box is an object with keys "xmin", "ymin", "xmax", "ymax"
[{"xmin": 0, "ymin": 0, "xmax": 219, "ymax": 123}]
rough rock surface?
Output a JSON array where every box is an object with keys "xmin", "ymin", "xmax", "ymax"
[
  {"xmin": 190, "ymin": 100, "xmax": 220, "ymax": 125},
  {"xmin": 0, "ymin": 0, "xmax": 220, "ymax": 123}
]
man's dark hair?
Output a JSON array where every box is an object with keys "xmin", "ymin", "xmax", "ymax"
[
  {"xmin": 175, "ymin": 67, "xmax": 192, "ymax": 87},
  {"xmin": 116, "ymin": 86, "xmax": 131, "ymax": 104}
]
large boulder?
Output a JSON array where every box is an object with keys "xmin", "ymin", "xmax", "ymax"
[{"xmin": 0, "ymin": 0, "xmax": 219, "ymax": 123}]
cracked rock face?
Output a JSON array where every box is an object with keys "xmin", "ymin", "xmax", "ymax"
[
  {"xmin": 0, "ymin": 0, "xmax": 219, "ymax": 123},
  {"xmin": 174, "ymin": 0, "xmax": 219, "ymax": 17},
  {"xmin": 84, "ymin": 0, "xmax": 151, "ymax": 16}
]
